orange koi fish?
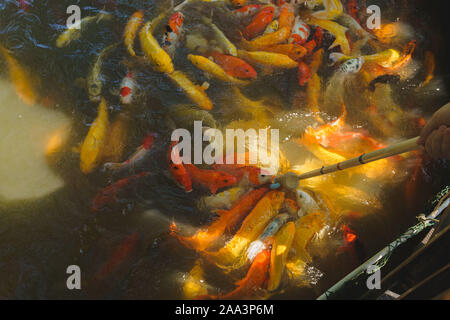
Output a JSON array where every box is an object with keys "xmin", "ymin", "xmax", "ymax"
[
  {"xmin": 307, "ymin": 102, "xmax": 347, "ymax": 144},
  {"xmin": 278, "ymin": 4, "xmax": 295, "ymax": 29},
  {"xmin": 168, "ymin": 141, "xmax": 193, "ymax": 192},
  {"xmin": 90, "ymin": 172, "xmax": 149, "ymax": 212},
  {"xmin": 346, "ymin": 0, "xmax": 361, "ymax": 24},
  {"xmin": 0, "ymin": 45, "xmax": 38, "ymax": 105},
  {"xmin": 171, "ymin": 188, "xmax": 269, "ymax": 251},
  {"xmin": 263, "ymin": 43, "xmax": 307, "ymax": 61},
  {"xmin": 204, "ymin": 248, "xmax": 271, "ymax": 300},
  {"xmin": 208, "ymin": 51, "xmax": 257, "ymax": 80},
  {"xmin": 103, "ymin": 133, "xmax": 157, "ymax": 172},
  {"xmin": 94, "ymin": 232, "xmax": 139, "ymax": 281},
  {"xmin": 243, "ymin": 6, "xmax": 275, "ymax": 40},
  {"xmin": 212, "ymin": 164, "xmax": 274, "ymax": 186},
  {"xmin": 232, "ymin": 4, "xmax": 264, "ymax": 19},
  {"xmin": 337, "ymin": 224, "xmax": 365, "ymax": 263},
  {"xmin": 184, "ymin": 164, "xmax": 237, "ymax": 194}
]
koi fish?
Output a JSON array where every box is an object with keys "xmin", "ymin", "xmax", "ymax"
[
  {"xmin": 308, "ymin": 17, "xmax": 350, "ymax": 55},
  {"xmin": 419, "ymin": 51, "xmax": 435, "ymax": 88},
  {"xmin": 201, "ymin": 17, "xmax": 237, "ymax": 56},
  {"xmin": 267, "ymin": 221, "xmax": 295, "ymax": 291},
  {"xmin": 80, "ymin": 97, "xmax": 110, "ymax": 174},
  {"xmin": 246, "ymin": 213, "xmax": 291, "ymax": 262},
  {"xmin": 237, "ymin": 49, "xmax": 298, "ymax": 69},
  {"xmin": 303, "ymin": 101, "xmax": 346, "ymax": 141},
  {"xmin": 197, "ymin": 185, "xmax": 249, "ymax": 211},
  {"xmin": 232, "ymin": 4, "xmax": 264, "ymax": 19},
  {"xmin": 208, "ymin": 51, "xmax": 257, "ymax": 80},
  {"xmin": 93, "ymin": 232, "xmax": 139, "ymax": 281},
  {"xmin": 212, "ymin": 164, "xmax": 274, "ymax": 186},
  {"xmin": 243, "ymin": 6, "xmax": 275, "ymax": 40},
  {"xmin": 346, "ymin": 0, "xmax": 360, "ymax": 23},
  {"xmin": 0, "ymin": 45, "xmax": 38, "ymax": 105},
  {"xmin": 124, "ymin": 10, "xmax": 144, "ymax": 57},
  {"xmin": 90, "ymin": 172, "xmax": 149, "ymax": 211},
  {"xmin": 262, "ymin": 43, "xmax": 307, "ymax": 61},
  {"xmin": 330, "ymin": 49, "xmax": 400, "ymax": 67},
  {"xmin": 205, "ymin": 191, "xmax": 284, "ymax": 270},
  {"xmin": 338, "ymin": 57, "xmax": 364, "ymax": 73},
  {"xmin": 168, "ymin": 141, "xmax": 193, "ymax": 192},
  {"xmin": 87, "ymin": 43, "xmax": 117, "ymax": 102},
  {"xmin": 167, "ymin": 70, "xmax": 213, "ymax": 110},
  {"xmin": 296, "ymin": 189, "xmax": 320, "ymax": 217},
  {"xmin": 56, "ymin": 12, "xmax": 113, "ymax": 48},
  {"xmin": 292, "ymin": 211, "xmax": 327, "ymax": 262},
  {"xmin": 368, "ymin": 74, "xmax": 400, "ymax": 92},
  {"xmin": 183, "ymin": 259, "xmax": 209, "ymax": 299},
  {"xmin": 188, "ymin": 54, "xmax": 251, "ymax": 85},
  {"xmin": 241, "ymin": 26, "xmax": 291, "ymax": 51},
  {"xmin": 101, "ymin": 112, "xmax": 129, "ymax": 163},
  {"xmin": 103, "ymin": 132, "xmax": 157, "ymax": 172},
  {"xmin": 263, "ymin": 20, "xmax": 279, "ymax": 35},
  {"xmin": 278, "ymin": 4, "xmax": 295, "ymax": 29},
  {"xmin": 171, "ymin": 188, "xmax": 268, "ymax": 251},
  {"xmin": 208, "ymin": 248, "xmax": 271, "ymax": 300},
  {"xmin": 312, "ymin": 0, "xmax": 343, "ymax": 20},
  {"xmin": 139, "ymin": 21, "xmax": 174, "ymax": 73},
  {"xmin": 288, "ymin": 16, "xmax": 310, "ymax": 45},
  {"xmin": 298, "ymin": 61, "xmax": 312, "ymax": 86},
  {"xmin": 184, "ymin": 164, "xmax": 237, "ymax": 194},
  {"xmin": 306, "ymin": 73, "xmax": 322, "ymax": 119},
  {"xmin": 283, "ymin": 198, "xmax": 299, "ymax": 215},
  {"xmin": 337, "ymin": 224, "xmax": 365, "ymax": 263},
  {"xmin": 119, "ymin": 71, "xmax": 138, "ymax": 105},
  {"xmin": 162, "ymin": 12, "xmax": 184, "ymax": 57}
]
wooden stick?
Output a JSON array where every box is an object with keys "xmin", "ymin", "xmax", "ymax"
[{"xmin": 281, "ymin": 137, "xmax": 421, "ymax": 189}]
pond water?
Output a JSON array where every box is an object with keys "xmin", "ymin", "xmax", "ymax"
[{"xmin": 0, "ymin": 0, "xmax": 448, "ymax": 299}]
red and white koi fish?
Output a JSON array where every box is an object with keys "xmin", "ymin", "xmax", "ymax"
[
  {"xmin": 103, "ymin": 133, "xmax": 157, "ymax": 172},
  {"xmin": 288, "ymin": 16, "xmax": 310, "ymax": 45},
  {"xmin": 162, "ymin": 12, "xmax": 184, "ymax": 57},
  {"xmin": 120, "ymin": 71, "xmax": 137, "ymax": 105}
]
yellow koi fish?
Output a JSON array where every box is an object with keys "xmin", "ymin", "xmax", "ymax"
[
  {"xmin": 0, "ymin": 45, "xmax": 38, "ymax": 105},
  {"xmin": 308, "ymin": 17, "xmax": 350, "ymax": 55},
  {"xmin": 139, "ymin": 21, "xmax": 174, "ymax": 73},
  {"xmin": 311, "ymin": 0, "xmax": 343, "ymax": 20},
  {"xmin": 188, "ymin": 54, "xmax": 250, "ymax": 86},
  {"xmin": 292, "ymin": 211, "xmax": 327, "ymax": 263},
  {"xmin": 267, "ymin": 221, "xmax": 295, "ymax": 291},
  {"xmin": 56, "ymin": 12, "xmax": 112, "ymax": 48},
  {"xmin": 330, "ymin": 49, "xmax": 400, "ymax": 68},
  {"xmin": 241, "ymin": 27, "xmax": 291, "ymax": 51},
  {"xmin": 101, "ymin": 112, "xmax": 129, "ymax": 163},
  {"xmin": 80, "ymin": 97, "xmax": 110, "ymax": 174},
  {"xmin": 306, "ymin": 73, "xmax": 322, "ymax": 120},
  {"xmin": 205, "ymin": 190, "xmax": 285, "ymax": 270},
  {"xmin": 201, "ymin": 17, "xmax": 237, "ymax": 57},
  {"xmin": 237, "ymin": 49, "xmax": 298, "ymax": 69},
  {"xmin": 183, "ymin": 259, "xmax": 209, "ymax": 299},
  {"xmin": 167, "ymin": 70, "xmax": 213, "ymax": 110},
  {"xmin": 124, "ymin": 10, "xmax": 144, "ymax": 57}
]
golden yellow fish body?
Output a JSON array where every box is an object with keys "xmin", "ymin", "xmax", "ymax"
[
  {"xmin": 139, "ymin": 21, "xmax": 174, "ymax": 73},
  {"xmin": 80, "ymin": 97, "xmax": 109, "ymax": 174}
]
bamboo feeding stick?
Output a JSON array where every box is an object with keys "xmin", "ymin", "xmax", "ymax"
[{"xmin": 278, "ymin": 137, "xmax": 421, "ymax": 190}]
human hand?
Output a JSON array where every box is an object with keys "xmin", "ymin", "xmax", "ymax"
[{"xmin": 418, "ymin": 103, "xmax": 450, "ymax": 159}]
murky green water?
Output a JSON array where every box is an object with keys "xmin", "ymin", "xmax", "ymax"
[{"xmin": 0, "ymin": 0, "xmax": 448, "ymax": 299}]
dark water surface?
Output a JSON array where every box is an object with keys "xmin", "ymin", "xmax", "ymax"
[{"xmin": 0, "ymin": 0, "xmax": 448, "ymax": 299}]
